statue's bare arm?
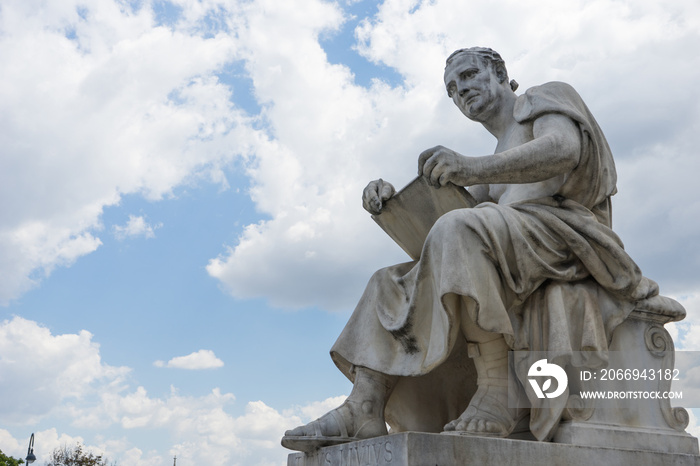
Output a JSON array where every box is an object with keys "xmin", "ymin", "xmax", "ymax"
[
  {"xmin": 418, "ymin": 113, "xmax": 581, "ymax": 187},
  {"xmin": 363, "ymin": 113, "xmax": 580, "ymax": 214}
]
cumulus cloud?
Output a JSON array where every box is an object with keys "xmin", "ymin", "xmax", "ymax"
[
  {"xmin": 4, "ymin": 0, "xmax": 697, "ymax": 314},
  {"xmin": 93, "ymin": 392, "xmax": 328, "ymax": 465},
  {"xmin": 285, "ymin": 395, "xmax": 348, "ymax": 422},
  {"xmin": 0, "ymin": 429, "xmax": 22, "ymax": 456},
  {"xmin": 205, "ymin": 0, "xmax": 490, "ymax": 311},
  {"xmin": 686, "ymin": 409, "xmax": 700, "ymax": 439},
  {"xmin": 153, "ymin": 349, "xmax": 224, "ymax": 370},
  {"xmin": 206, "ymin": 0, "xmax": 700, "ymax": 311},
  {"xmin": 3, "ymin": 390, "xmax": 303, "ymax": 465},
  {"xmin": 0, "ymin": 0, "xmax": 257, "ymax": 304},
  {"xmin": 0, "ymin": 317, "xmax": 130, "ymax": 425},
  {"xmin": 25, "ymin": 429, "xmax": 108, "ymax": 465},
  {"xmin": 6, "ymin": 0, "xmax": 700, "ymax": 464},
  {"xmin": 667, "ymin": 292, "xmax": 700, "ymax": 352},
  {"xmin": 113, "ymin": 215, "xmax": 162, "ymax": 240},
  {"xmin": 0, "ymin": 316, "xmax": 345, "ymax": 465}
]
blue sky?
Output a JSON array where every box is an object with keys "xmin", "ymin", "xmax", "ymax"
[{"xmin": 1, "ymin": 0, "xmax": 700, "ymax": 464}]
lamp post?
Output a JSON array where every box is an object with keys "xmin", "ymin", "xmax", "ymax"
[{"xmin": 25, "ymin": 433, "xmax": 36, "ymax": 464}]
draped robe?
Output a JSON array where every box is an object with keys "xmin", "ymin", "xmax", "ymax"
[{"xmin": 330, "ymin": 82, "xmax": 658, "ymax": 440}]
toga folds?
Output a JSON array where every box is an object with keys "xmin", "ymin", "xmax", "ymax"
[{"xmin": 330, "ymin": 82, "xmax": 660, "ymax": 441}]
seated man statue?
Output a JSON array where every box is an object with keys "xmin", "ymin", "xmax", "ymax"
[{"xmin": 282, "ymin": 47, "xmax": 661, "ymax": 452}]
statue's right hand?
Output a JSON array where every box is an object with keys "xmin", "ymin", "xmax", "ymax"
[{"xmin": 362, "ymin": 179, "xmax": 395, "ymax": 215}]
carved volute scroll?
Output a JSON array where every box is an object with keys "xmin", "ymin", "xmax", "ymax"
[
  {"xmin": 563, "ymin": 394, "xmax": 594, "ymax": 422},
  {"xmin": 645, "ymin": 324, "xmax": 690, "ymax": 431}
]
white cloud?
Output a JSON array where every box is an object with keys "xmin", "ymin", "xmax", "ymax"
[
  {"xmin": 0, "ymin": 317, "xmax": 346, "ymax": 465},
  {"xmin": 1, "ymin": 427, "xmax": 153, "ymax": 465},
  {"xmin": 85, "ymin": 392, "xmax": 328, "ymax": 466},
  {"xmin": 0, "ymin": 317, "xmax": 130, "ymax": 425},
  {"xmin": 114, "ymin": 215, "xmax": 162, "ymax": 240},
  {"xmin": 117, "ymin": 448, "xmax": 163, "ymax": 466},
  {"xmin": 667, "ymin": 292, "xmax": 700, "ymax": 351},
  {"xmin": 686, "ymin": 409, "xmax": 700, "ymax": 439},
  {"xmin": 154, "ymin": 349, "xmax": 224, "ymax": 370},
  {"xmin": 206, "ymin": 0, "xmax": 489, "ymax": 311},
  {"xmin": 30, "ymin": 429, "xmax": 107, "ymax": 465},
  {"xmin": 6, "ymin": 0, "xmax": 700, "ymax": 464},
  {"xmin": 5, "ymin": 0, "xmax": 696, "ymax": 314},
  {"xmin": 285, "ymin": 395, "xmax": 348, "ymax": 422},
  {"xmin": 0, "ymin": 429, "xmax": 22, "ymax": 457},
  {"xmin": 0, "ymin": 0, "xmax": 258, "ymax": 304},
  {"xmin": 205, "ymin": 0, "xmax": 700, "ymax": 311}
]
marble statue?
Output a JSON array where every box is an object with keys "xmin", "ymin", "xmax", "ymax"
[{"xmin": 281, "ymin": 47, "xmax": 684, "ymax": 454}]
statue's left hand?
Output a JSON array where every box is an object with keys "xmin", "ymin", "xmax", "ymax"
[
  {"xmin": 418, "ymin": 145, "xmax": 473, "ymax": 187},
  {"xmin": 362, "ymin": 179, "xmax": 396, "ymax": 215}
]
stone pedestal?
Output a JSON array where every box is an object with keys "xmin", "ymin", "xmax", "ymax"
[
  {"xmin": 287, "ymin": 300, "xmax": 699, "ymax": 465},
  {"xmin": 553, "ymin": 302, "xmax": 696, "ymax": 454},
  {"xmin": 287, "ymin": 433, "xmax": 700, "ymax": 466}
]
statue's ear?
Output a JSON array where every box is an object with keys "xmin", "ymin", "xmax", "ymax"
[{"xmin": 494, "ymin": 64, "xmax": 508, "ymax": 84}]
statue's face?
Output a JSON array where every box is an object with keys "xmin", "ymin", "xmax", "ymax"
[{"xmin": 444, "ymin": 53, "xmax": 502, "ymax": 122}]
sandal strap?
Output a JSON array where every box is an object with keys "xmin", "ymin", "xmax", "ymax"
[
  {"xmin": 330, "ymin": 408, "xmax": 349, "ymax": 438},
  {"xmin": 469, "ymin": 338, "xmax": 511, "ymax": 386},
  {"xmin": 313, "ymin": 419, "xmax": 323, "ymax": 437},
  {"xmin": 472, "ymin": 393, "xmax": 513, "ymax": 423},
  {"xmin": 465, "ymin": 392, "xmax": 519, "ymax": 435},
  {"xmin": 476, "ymin": 377, "xmax": 509, "ymax": 388}
]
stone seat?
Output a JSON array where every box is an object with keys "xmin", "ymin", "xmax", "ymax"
[
  {"xmin": 552, "ymin": 294, "xmax": 698, "ymax": 455},
  {"xmin": 287, "ymin": 296, "xmax": 699, "ymax": 465}
]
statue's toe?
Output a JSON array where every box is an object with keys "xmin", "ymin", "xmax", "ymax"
[
  {"xmin": 284, "ymin": 425, "xmax": 307, "ymax": 437},
  {"xmin": 443, "ymin": 419, "xmax": 457, "ymax": 431}
]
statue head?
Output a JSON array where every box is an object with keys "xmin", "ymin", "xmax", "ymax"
[
  {"xmin": 443, "ymin": 47, "xmax": 518, "ymax": 123},
  {"xmin": 444, "ymin": 47, "xmax": 518, "ymax": 98}
]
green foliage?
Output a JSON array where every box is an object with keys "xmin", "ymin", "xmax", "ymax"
[
  {"xmin": 0, "ymin": 449, "xmax": 24, "ymax": 466},
  {"xmin": 45, "ymin": 444, "xmax": 115, "ymax": 466}
]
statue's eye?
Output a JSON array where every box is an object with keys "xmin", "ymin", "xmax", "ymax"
[{"xmin": 461, "ymin": 69, "xmax": 478, "ymax": 80}]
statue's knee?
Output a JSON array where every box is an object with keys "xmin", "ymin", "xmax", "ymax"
[
  {"xmin": 431, "ymin": 210, "xmax": 465, "ymax": 234},
  {"xmin": 422, "ymin": 210, "xmax": 487, "ymax": 259},
  {"xmin": 428, "ymin": 209, "xmax": 480, "ymax": 242}
]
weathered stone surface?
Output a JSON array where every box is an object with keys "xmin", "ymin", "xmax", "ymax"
[
  {"xmin": 555, "ymin": 421, "xmax": 698, "ymax": 456},
  {"xmin": 371, "ymin": 176, "xmax": 476, "ymax": 260},
  {"xmin": 282, "ymin": 46, "xmax": 698, "ymax": 459},
  {"xmin": 287, "ymin": 433, "xmax": 700, "ymax": 466},
  {"xmin": 549, "ymin": 305, "xmax": 695, "ymax": 454}
]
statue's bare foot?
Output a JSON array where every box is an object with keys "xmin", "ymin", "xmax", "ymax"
[
  {"xmin": 281, "ymin": 400, "xmax": 387, "ymax": 452},
  {"xmin": 443, "ymin": 386, "xmax": 527, "ymax": 437}
]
